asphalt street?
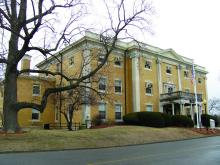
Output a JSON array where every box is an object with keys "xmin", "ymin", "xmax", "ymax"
[{"xmin": 0, "ymin": 136, "xmax": 220, "ymax": 165}]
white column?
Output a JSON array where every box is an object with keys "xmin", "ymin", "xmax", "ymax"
[
  {"xmin": 180, "ymin": 102, "xmax": 183, "ymax": 115},
  {"xmin": 172, "ymin": 103, "xmax": 175, "ymax": 115},
  {"xmin": 82, "ymin": 49, "xmax": 91, "ymax": 123},
  {"xmin": 157, "ymin": 58, "xmax": 163, "ymax": 112},
  {"xmin": 132, "ymin": 55, "xmax": 140, "ymax": 112},
  {"xmin": 177, "ymin": 65, "xmax": 182, "ymax": 91}
]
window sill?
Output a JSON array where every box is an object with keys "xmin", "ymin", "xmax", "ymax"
[
  {"xmin": 145, "ymin": 94, "xmax": 153, "ymax": 96},
  {"xmin": 32, "ymin": 94, "xmax": 40, "ymax": 97},
  {"xmin": 144, "ymin": 68, "xmax": 152, "ymax": 71},
  {"xmin": 115, "ymin": 92, "xmax": 122, "ymax": 95},
  {"xmin": 114, "ymin": 65, "xmax": 123, "ymax": 68}
]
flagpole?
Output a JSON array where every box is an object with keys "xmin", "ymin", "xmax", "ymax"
[{"xmin": 192, "ymin": 61, "xmax": 199, "ymax": 128}]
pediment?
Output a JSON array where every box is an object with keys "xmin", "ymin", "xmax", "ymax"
[{"xmin": 159, "ymin": 49, "xmax": 183, "ymax": 62}]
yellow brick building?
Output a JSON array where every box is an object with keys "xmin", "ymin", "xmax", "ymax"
[{"xmin": 0, "ymin": 32, "xmax": 208, "ymax": 128}]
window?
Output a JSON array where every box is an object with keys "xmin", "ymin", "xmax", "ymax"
[
  {"xmin": 56, "ymin": 63, "xmax": 60, "ymax": 72},
  {"xmin": 32, "ymin": 84, "xmax": 40, "ymax": 96},
  {"xmin": 98, "ymin": 77, "xmax": 107, "ymax": 92},
  {"xmin": 32, "ymin": 109, "xmax": 40, "ymax": 121},
  {"xmin": 145, "ymin": 82, "xmax": 153, "ymax": 95},
  {"xmin": 185, "ymin": 89, "xmax": 190, "ymax": 96},
  {"xmin": 114, "ymin": 57, "xmax": 122, "ymax": 66},
  {"xmin": 115, "ymin": 104, "xmax": 122, "ymax": 120},
  {"xmin": 145, "ymin": 60, "xmax": 152, "ymax": 70},
  {"xmin": 166, "ymin": 65, "xmax": 172, "ymax": 74},
  {"xmin": 98, "ymin": 54, "xmax": 105, "ymax": 63},
  {"xmin": 99, "ymin": 102, "xmax": 106, "ymax": 120},
  {"xmin": 184, "ymin": 70, "xmax": 189, "ymax": 78},
  {"xmin": 168, "ymin": 86, "xmax": 174, "ymax": 93},
  {"xmin": 115, "ymin": 79, "xmax": 122, "ymax": 93},
  {"xmin": 198, "ymin": 78, "xmax": 202, "ymax": 84},
  {"xmin": 146, "ymin": 105, "xmax": 153, "ymax": 112},
  {"xmin": 69, "ymin": 56, "xmax": 74, "ymax": 66},
  {"xmin": 164, "ymin": 84, "xmax": 176, "ymax": 93}
]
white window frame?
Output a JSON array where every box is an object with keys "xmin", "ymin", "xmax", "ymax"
[
  {"xmin": 145, "ymin": 81, "xmax": 153, "ymax": 96},
  {"xmin": 98, "ymin": 76, "xmax": 107, "ymax": 93},
  {"xmin": 98, "ymin": 102, "xmax": 107, "ymax": 120},
  {"xmin": 31, "ymin": 109, "xmax": 40, "ymax": 121},
  {"xmin": 163, "ymin": 84, "xmax": 176, "ymax": 93},
  {"xmin": 144, "ymin": 60, "xmax": 152, "ymax": 70},
  {"xmin": 145, "ymin": 104, "xmax": 153, "ymax": 112},
  {"xmin": 114, "ymin": 79, "xmax": 122, "ymax": 94},
  {"xmin": 32, "ymin": 84, "xmax": 40, "ymax": 96},
  {"xmin": 114, "ymin": 56, "xmax": 122, "ymax": 67},
  {"xmin": 115, "ymin": 103, "xmax": 122, "ymax": 121},
  {"xmin": 166, "ymin": 65, "xmax": 172, "ymax": 75}
]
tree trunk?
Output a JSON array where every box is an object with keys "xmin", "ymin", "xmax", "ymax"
[
  {"xmin": 67, "ymin": 110, "xmax": 73, "ymax": 131},
  {"xmin": 3, "ymin": 68, "xmax": 20, "ymax": 133}
]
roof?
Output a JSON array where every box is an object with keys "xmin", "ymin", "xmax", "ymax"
[{"xmin": 36, "ymin": 31, "xmax": 208, "ymax": 74}]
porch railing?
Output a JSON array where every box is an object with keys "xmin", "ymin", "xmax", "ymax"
[{"xmin": 160, "ymin": 91, "xmax": 202, "ymax": 102}]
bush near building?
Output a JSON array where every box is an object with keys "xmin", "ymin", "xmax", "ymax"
[
  {"xmin": 171, "ymin": 115, "xmax": 194, "ymax": 128},
  {"xmin": 123, "ymin": 112, "xmax": 194, "ymax": 128}
]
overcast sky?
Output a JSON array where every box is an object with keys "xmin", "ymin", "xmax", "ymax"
[
  {"xmin": 141, "ymin": 0, "xmax": 220, "ymax": 99},
  {"xmin": 89, "ymin": 0, "xmax": 220, "ymax": 99},
  {"xmin": 29, "ymin": 0, "xmax": 219, "ymax": 99}
]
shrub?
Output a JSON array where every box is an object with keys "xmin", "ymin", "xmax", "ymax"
[
  {"xmin": 201, "ymin": 114, "xmax": 211, "ymax": 127},
  {"xmin": 91, "ymin": 115, "xmax": 102, "ymax": 126},
  {"xmin": 123, "ymin": 112, "xmax": 139, "ymax": 125},
  {"xmin": 171, "ymin": 115, "xmax": 194, "ymax": 127},
  {"xmin": 161, "ymin": 113, "xmax": 173, "ymax": 126},
  {"xmin": 137, "ymin": 112, "xmax": 165, "ymax": 128},
  {"xmin": 123, "ymin": 112, "xmax": 166, "ymax": 128}
]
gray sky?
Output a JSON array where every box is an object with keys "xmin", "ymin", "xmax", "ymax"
[
  {"xmin": 29, "ymin": 0, "xmax": 219, "ymax": 99},
  {"xmin": 89, "ymin": 0, "xmax": 220, "ymax": 99},
  {"xmin": 141, "ymin": 0, "xmax": 220, "ymax": 99}
]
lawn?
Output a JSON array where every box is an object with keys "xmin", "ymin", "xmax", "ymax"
[{"xmin": 0, "ymin": 126, "xmax": 208, "ymax": 153}]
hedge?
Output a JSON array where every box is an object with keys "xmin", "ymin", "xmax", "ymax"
[
  {"xmin": 123, "ymin": 112, "xmax": 194, "ymax": 128},
  {"xmin": 171, "ymin": 115, "xmax": 194, "ymax": 127},
  {"xmin": 137, "ymin": 112, "xmax": 165, "ymax": 128}
]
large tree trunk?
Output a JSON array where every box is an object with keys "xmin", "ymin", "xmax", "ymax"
[{"xmin": 3, "ymin": 66, "xmax": 20, "ymax": 133}]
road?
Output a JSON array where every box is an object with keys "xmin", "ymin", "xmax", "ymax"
[{"xmin": 0, "ymin": 136, "xmax": 220, "ymax": 165}]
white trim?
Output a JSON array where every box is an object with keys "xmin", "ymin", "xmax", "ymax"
[
  {"xmin": 114, "ymin": 78, "xmax": 122, "ymax": 94},
  {"xmin": 114, "ymin": 103, "xmax": 123, "ymax": 122},
  {"xmin": 98, "ymin": 76, "xmax": 108, "ymax": 93},
  {"xmin": 144, "ymin": 59, "xmax": 152, "ymax": 71},
  {"xmin": 177, "ymin": 65, "xmax": 182, "ymax": 91}
]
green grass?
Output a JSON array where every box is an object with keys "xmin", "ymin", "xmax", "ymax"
[{"xmin": 0, "ymin": 126, "xmax": 205, "ymax": 153}]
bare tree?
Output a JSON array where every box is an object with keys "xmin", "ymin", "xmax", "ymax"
[
  {"xmin": 209, "ymin": 98, "xmax": 220, "ymax": 114},
  {"xmin": 0, "ymin": 0, "xmax": 154, "ymax": 132}
]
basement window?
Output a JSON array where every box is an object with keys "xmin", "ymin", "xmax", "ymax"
[{"xmin": 32, "ymin": 109, "xmax": 40, "ymax": 121}]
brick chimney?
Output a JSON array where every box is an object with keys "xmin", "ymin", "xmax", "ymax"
[{"xmin": 21, "ymin": 54, "xmax": 31, "ymax": 75}]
